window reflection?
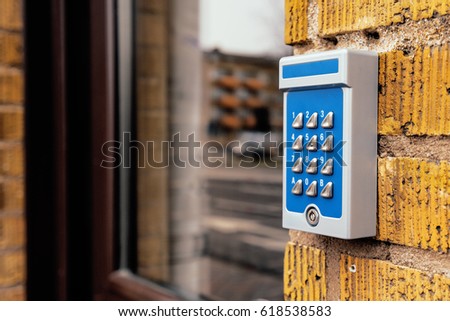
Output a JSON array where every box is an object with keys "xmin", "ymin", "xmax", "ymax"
[{"xmin": 134, "ymin": 0, "xmax": 289, "ymax": 300}]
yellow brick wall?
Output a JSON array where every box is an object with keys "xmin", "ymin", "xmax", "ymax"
[
  {"xmin": 284, "ymin": 243, "xmax": 326, "ymax": 300},
  {"xmin": 378, "ymin": 158, "xmax": 450, "ymax": 252},
  {"xmin": 285, "ymin": 0, "xmax": 308, "ymax": 45},
  {"xmin": 284, "ymin": 0, "xmax": 450, "ymax": 301},
  {"xmin": 341, "ymin": 255, "xmax": 450, "ymax": 300},
  {"xmin": 0, "ymin": 0, "xmax": 25, "ymax": 300},
  {"xmin": 318, "ymin": 0, "xmax": 450, "ymax": 37},
  {"xmin": 379, "ymin": 46, "xmax": 450, "ymax": 135}
]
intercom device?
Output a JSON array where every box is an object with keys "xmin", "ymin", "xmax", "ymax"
[{"xmin": 280, "ymin": 49, "xmax": 378, "ymax": 239}]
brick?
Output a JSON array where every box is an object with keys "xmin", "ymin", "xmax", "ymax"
[
  {"xmin": 137, "ymin": 110, "xmax": 168, "ymax": 141},
  {"xmin": 318, "ymin": 0, "xmax": 450, "ymax": 36},
  {"xmin": 138, "ymin": 235, "xmax": 169, "ymax": 268},
  {"xmin": 378, "ymin": 46, "xmax": 450, "ymax": 135},
  {"xmin": 137, "ymin": 77, "xmax": 167, "ymax": 111},
  {"xmin": 0, "ymin": 216, "xmax": 24, "ymax": 249},
  {"xmin": 0, "ymin": 143, "xmax": 23, "ymax": 176},
  {"xmin": 0, "ymin": 179, "xmax": 24, "ymax": 211},
  {"xmin": 219, "ymin": 114, "xmax": 241, "ymax": 130},
  {"xmin": 0, "ymin": 68, "xmax": 23, "ymax": 104},
  {"xmin": 217, "ymin": 94, "xmax": 240, "ymax": 109},
  {"xmin": 137, "ymin": 0, "xmax": 167, "ymax": 13},
  {"xmin": 0, "ymin": 285, "xmax": 25, "ymax": 300},
  {"xmin": 138, "ymin": 219, "xmax": 169, "ymax": 282},
  {"xmin": 340, "ymin": 255, "xmax": 450, "ymax": 300},
  {"xmin": 0, "ymin": 31, "xmax": 22, "ymax": 66},
  {"xmin": 137, "ymin": 12, "xmax": 167, "ymax": 47},
  {"xmin": 137, "ymin": 46, "xmax": 166, "ymax": 78},
  {"xmin": 137, "ymin": 168, "xmax": 169, "ymax": 234},
  {"xmin": 284, "ymin": 242, "xmax": 326, "ymax": 300},
  {"xmin": 285, "ymin": 0, "xmax": 308, "ymax": 45},
  {"xmin": 0, "ymin": 0, "xmax": 23, "ymax": 31},
  {"xmin": 136, "ymin": 66, "xmax": 169, "ymax": 282},
  {"xmin": 0, "ymin": 107, "xmax": 23, "ymax": 140},
  {"xmin": 0, "ymin": 251, "xmax": 24, "ymax": 287},
  {"xmin": 378, "ymin": 157, "xmax": 450, "ymax": 252},
  {"xmin": 215, "ymin": 75, "xmax": 241, "ymax": 90}
]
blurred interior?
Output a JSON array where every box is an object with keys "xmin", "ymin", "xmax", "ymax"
[{"xmin": 131, "ymin": 0, "xmax": 291, "ymax": 300}]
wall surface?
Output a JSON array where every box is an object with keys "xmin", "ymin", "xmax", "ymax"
[
  {"xmin": 0, "ymin": 0, "xmax": 25, "ymax": 300},
  {"xmin": 136, "ymin": 0, "xmax": 170, "ymax": 282},
  {"xmin": 284, "ymin": 0, "xmax": 450, "ymax": 300},
  {"xmin": 169, "ymin": 0, "xmax": 205, "ymax": 294}
]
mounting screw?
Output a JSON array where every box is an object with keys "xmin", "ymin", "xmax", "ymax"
[{"xmin": 306, "ymin": 207, "xmax": 320, "ymax": 226}]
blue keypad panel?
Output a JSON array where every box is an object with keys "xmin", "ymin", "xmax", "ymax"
[{"xmin": 285, "ymin": 87, "xmax": 343, "ymax": 219}]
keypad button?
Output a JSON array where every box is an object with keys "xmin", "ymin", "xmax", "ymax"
[
  {"xmin": 321, "ymin": 159, "xmax": 334, "ymax": 175},
  {"xmin": 320, "ymin": 182, "xmax": 333, "ymax": 198},
  {"xmin": 321, "ymin": 135, "xmax": 334, "ymax": 152},
  {"xmin": 306, "ymin": 158, "xmax": 318, "ymax": 174},
  {"xmin": 292, "ymin": 157, "xmax": 303, "ymax": 173},
  {"xmin": 306, "ymin": 181, "xmax": 318, "ymax": 197},
  {"xmin": 306, "ymin": 135, "xmax": 318, "ymax": 151},
  {"xmin": 292, "ymin": 113, "xmax": 303, "ymax": 129},
  {"xmin": 291, "ymin": 180, "xmax": 303, "ymax": 195},
  {"xmin": 306, "ymin": 112, "xmax": 318, "ymax": 128},
  {"xmin": 321, "ymin": 112, "xmax": 334, "ymax": 128},
  {"xmin": 293, "ymin": 135, "xmax": 303, "ymax": 151}
]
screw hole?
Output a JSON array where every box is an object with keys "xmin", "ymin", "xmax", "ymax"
[
  {"xmin": 323, "ymin": 37, "xmax": 338, "ymax": 45},
  {"xmin": 402, "ymin": 49, "xmax": 412, "ymax": 56},
  {"xmin": 349, "ymin": 264, "xmax": 357, "ymax": 273},
  {"xmin": 364, "ymin": 30, "xmax": 380, "ymax": 40}
]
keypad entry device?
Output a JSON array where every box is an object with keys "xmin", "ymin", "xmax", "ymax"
[{"xmin": 279, "ymin": 49, "xmax": 378, "ymax": 239}]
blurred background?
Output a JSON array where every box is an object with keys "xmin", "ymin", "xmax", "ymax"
[
  {"xmin": 0, "ymin": 0, "xmax": 292, "ymax": 301},
  {"xmin": 134, "ymin": 0, "xmax": 291, "ymax": 300}
]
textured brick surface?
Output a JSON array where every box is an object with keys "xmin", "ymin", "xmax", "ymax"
[
  {"xmin": 0, "ymin": 108, "xmax": 23, "ymax": 140},
  {"xmin": 0, "ymin": 144, "xmax": 23, "ymax": 176},
  {"xmin": 0, "ymin": 286, "xmax": 24, "ymax": 300},
  {"xmin": 137, "ymin": 77, "xmax": 167, "ymax": 111},
  {"xmin": 0, "ymin": 179, "xmax": 23, "ymax": 211},
  {"xmin": 0, "ymin": 216, "xmax": 24, "ymax": 249},
  {"xmin": 0, "ymin": 0, "xmax": 24, "ymax": 301},
  {"xmin": 0, "ymin": 68, "xmax": 23, "ymax": 104},
  {"xmin": 284, "ymin": 242, "xmax": 326, "ymax": 300},
  {"xmin": 136, "ymin": 5, "xmax": 170, "ymax": 284},
  {"xmin": 137, "ymin": 47, "xmax": 166, "ymax": 78},
  {"xmin": 137, "ymin": 13, "xmax": 166, "ymax": 47},
  {"xmin": 318, "ymin": 0, "xmax": 450, "ymax": 36},
  {"xmin": 0, "ymin": 0, "xmax": 22, "ymax": 31},
  {"xmin": 0, "ymin": 31, "xmax": 22, "ymax": 66},
  {"xmin": 341, "ymin": 255, "xmax": 450, "ymax": 300},
  {"xmin": 285, "ymin": 0, "xmax": 308, "ymax": 45},
  {"xmin": 286, "ymin": 0, "xmax": 450, "ymax": 303},
  {"xmin": 0, "ymin": 251, "xmax": 24, "ymax": 287},
  {"xmin": 378, "ymin": 157, "xmax": 450, "ymax": 252},
  {"xmin": 379, "ymin": 46, "xmax": 450, "ymax": 135}
]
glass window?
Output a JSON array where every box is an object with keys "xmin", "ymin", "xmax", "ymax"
[{"xmin": 128, "ymin": 0, "xmax": 291, "ymax": 300}]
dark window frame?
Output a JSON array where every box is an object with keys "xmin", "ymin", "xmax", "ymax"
[{"xmin": 25, "ymin": 0, "xmax": 179, "ymax": 300}]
